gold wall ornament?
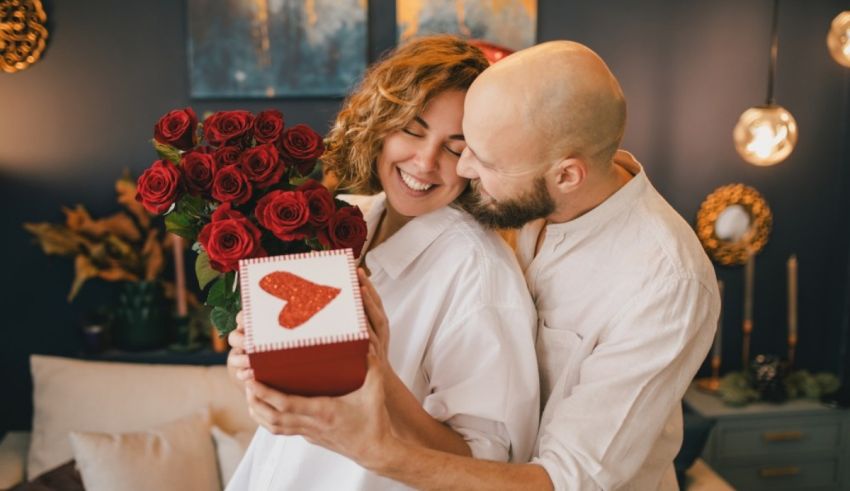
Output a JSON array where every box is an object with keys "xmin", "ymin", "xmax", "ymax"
[
  {"xmin": 0, "ymin": 0, "xmax": 48, "ymax": 74},
  {"xmin": 696, "ymin": 183, "xmax": 773, "ymax": 266}
]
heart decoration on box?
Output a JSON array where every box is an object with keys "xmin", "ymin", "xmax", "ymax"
[{"xmin": 260, "ymin": 271, "xmax": 341, "ymax": 329}]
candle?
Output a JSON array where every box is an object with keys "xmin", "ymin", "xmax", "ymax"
[
  {"xmin": 713, "ymin": 280, "xmax": 724, "ymax": 360},
  {"xmin": 744, "ymin": 255, "xmax": 754, "ymax": 327},
  {"xmin": 788, "ymin": 254, "xmax": 798, "ymax": 340},
  {"xmin": 172, "ymin": 234, "xmax": 188, "ymax": 317}
]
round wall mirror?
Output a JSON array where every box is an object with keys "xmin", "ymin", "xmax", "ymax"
[{"xmin": 696, "ymin": 184, "xmax": 772, "ymax": 266}]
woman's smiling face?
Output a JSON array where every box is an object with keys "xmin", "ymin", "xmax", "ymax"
[{"xmin": 376, "ymin": 90, "xmax": 469, "ymax": 218}]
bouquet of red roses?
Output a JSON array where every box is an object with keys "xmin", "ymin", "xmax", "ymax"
[{"xmin": 135, "ymin": 108, "xmax": 367, "ymax": 336}]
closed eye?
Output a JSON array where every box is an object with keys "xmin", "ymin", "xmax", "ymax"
[
  {"xmin": 444, "ymin": 145, "xmax": 464, "ymax": 157},
  {"xmin": 402, "ymin": 128, "xmax": 423, "ymax": 138}
]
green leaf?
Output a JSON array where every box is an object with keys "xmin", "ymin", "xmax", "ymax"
[
  {"xmin": 165, "ymin": 212, "xmax": 196, "ymax": 240},
  {"xmin": 210, "ymin": 307, "xmax": 237, "ymax": 337},
  {"xmin": 195, "ymin": 251, "xmax": 220, "ymax": 290},
  {"xmin": 206, "ymin": 272, "xmax": 240, "ymax": 309},
  {"xmin": 152, "ymin": 139, "xmax": 182, "ymax": 165},
  {"xmin": 288, "ymin": 175, "xmax": 311, "ymax": 187},
  {"xmin": 206, "ymin": 276, "xmax": 229, "ymax": 308},
  {"xmin": 178, "ymin": 194, "xmax": 207, "ymax": 217}
]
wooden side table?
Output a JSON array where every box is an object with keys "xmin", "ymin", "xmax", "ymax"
[{"xmin": 684, "ymin": 386, "xmax": 850, "ymax": 490}]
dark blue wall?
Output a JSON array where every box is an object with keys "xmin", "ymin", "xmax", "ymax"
[{"xmin": 1, "ymin": 0, "xmax": 849, "ymax": 431}]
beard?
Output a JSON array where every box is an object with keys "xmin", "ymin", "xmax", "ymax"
[{"xmin": 457, "ymin": 176, "xmax": 555, "ymax": 229}]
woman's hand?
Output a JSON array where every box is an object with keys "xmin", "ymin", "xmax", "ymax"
[
  {"xmin": 358, "ymin": 268, "xmax": 390, "ymax": 366},
  {"xmin": 226, "ymin": 311, "xmax": 254, "ymax": 387},
  {"xmin": 246, "ymin": 351, "xmax": 397, "ymax": 471}
]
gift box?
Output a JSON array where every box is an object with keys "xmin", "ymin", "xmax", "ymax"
[{"xmin": 238, "ymin": 248, "xmax": 369, "ymax": 396}]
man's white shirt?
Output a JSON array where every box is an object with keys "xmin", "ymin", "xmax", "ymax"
[{"xmin": 522, "ymin": 151, "xmax": 720, "ymax": 490}]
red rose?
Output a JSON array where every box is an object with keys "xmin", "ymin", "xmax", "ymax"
[
  {"xmin": 135, "ymin": 159, "xmax": 183, "ymax": 214},
  {"xmin": 181, "ymin": 151, "xmax": 217, "ymax": 195},
  {"xmin": 198, "ymin": 203, "xmax": 265, "ymax": 272},
  {"xmin": 211, "ymin": 165, "xmax": 252, "ymax": 205},
  {"xmin": 279, "ymin": 124, "xmax": 324, "ymax": 175},
  {"xmin": 253, "ymin": 110, "xmax": 285, "ymax": 144},
  {"xmin": 297, "ymin": 179, "xmax": 335, "ymax": 227},
  {"xmin": 213, "ymin": 145, "xmax": 241, "ymax": 167},
  {"xmin": 204, "ymin": 110, "xmax": 255, "ymax": 147},
  {"xmin": 255, "ymin": 190, "xmax": 310, "ymax": 241},
  {"xmin": 154, "ymin": 108, "xmax": 197, "ymax": 151},
  {"xmin": 321, "ymin": 206, "xmax": 367, "ymax": 258},
  {"xmin": 239, "ymin": 143, "xmax": 285, "ymax": 189}
]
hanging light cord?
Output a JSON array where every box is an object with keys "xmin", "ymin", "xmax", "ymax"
[{"xmin": 766, "ymin": 0, "xmax": 780, "ymax": 105}]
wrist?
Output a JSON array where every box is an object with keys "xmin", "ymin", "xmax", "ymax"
[{"xmin": 364, "ymin": 433, "xmax": 409, "ymax": 476}]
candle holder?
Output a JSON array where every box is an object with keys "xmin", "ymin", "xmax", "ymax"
[
  {"xmin": 787, "ymin": 333, "xmax": 797, "ymax": 369},
  {"xmin": 742, "ymin": 319, "xmax": 753, "ymax": 368},
  {"xmin": 696, "ymin": 354, "xmax": 722, "ymax": 393}
]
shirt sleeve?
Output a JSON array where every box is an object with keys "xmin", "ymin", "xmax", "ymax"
[
  {"xmin": 533, "ymin": 277, "xmax": 719, "ymax": 490},
  {"xmin": 421, "ymin": 304, "xmax": 540, "ymax": 463}
]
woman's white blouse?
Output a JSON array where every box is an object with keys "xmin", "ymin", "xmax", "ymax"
[{"xmin": 227, "ymin": 195, "xmax": 539, "ymax": 491}]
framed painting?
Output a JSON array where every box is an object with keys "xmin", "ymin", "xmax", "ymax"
[
  {"xmin": 188, "ymin": 0, "xmax": 367, "ymax": 98},
  {"xmin": 397, "ymin": 0, "xmax": 537, "ymax": 51}
]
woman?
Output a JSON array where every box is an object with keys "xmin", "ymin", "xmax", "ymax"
[{"xmin": 226, "ymin": 35, "xmax": 539, "ymax": 491}]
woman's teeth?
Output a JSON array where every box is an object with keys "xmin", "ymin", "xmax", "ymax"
[{"xmin": 400, "ymin": 169, "xmax": 434, "ymax": 192}]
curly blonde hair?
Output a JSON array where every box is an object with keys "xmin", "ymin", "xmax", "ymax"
[{"xmin": 323, "ymin": 35, "xmax": 489, "ymax": 194}]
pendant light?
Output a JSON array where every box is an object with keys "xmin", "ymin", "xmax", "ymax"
[
  {"xmin": 733, "ymin": 0, "xmax": 798, "ymax": 166},
  {"xmin": 827, "ymin": 10, "xmax": 850, "ymax": 67}
]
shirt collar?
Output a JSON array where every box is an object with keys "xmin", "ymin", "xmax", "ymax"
[
  {"xmin": 544, "ymin": 149, "xmax": 647, "ymax": 239},
  {"xmin": 363, "ymin": 194, "xmax": 464, "ymax": 279}
]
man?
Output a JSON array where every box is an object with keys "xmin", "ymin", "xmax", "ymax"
[{"xmin": 234, "ymin": 40, "xmax": 719, "ymax": 490}]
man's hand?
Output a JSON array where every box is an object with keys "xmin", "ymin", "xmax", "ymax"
[{"xmin": 226, "ymin": 311, "xmax": 254, "ymax": 387}]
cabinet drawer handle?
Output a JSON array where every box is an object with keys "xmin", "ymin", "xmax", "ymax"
[
  {"xmin": 762, "ymin": 430, "xmax": 804, "ymax": 442},
  {"xmin": 759, "ymin": 466, "xmax": 801, "ymax": 478}
]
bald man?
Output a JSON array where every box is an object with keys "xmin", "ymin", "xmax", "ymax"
[{"xmin": 237, "ymin": 41, "xmax": 719, "ymax": 490}]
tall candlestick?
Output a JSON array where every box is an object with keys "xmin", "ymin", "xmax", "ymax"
[
  {"xmin": 742, "ymin": 254, "xmax": 755, "ymax": 367},
  {"xmin": 787, "ymin": 255, "xmax": 798, "ymax": 340},
  {"xmin": 172, "ymin": 234, "xmax": 188, "ymax": 317},
  {"xmin": 787, "ymin": 254, "xmax": 798, "ymax": 366},
  {"xmin": 713, "ymin": 280, "xmax": 724, "ymax": 360}
]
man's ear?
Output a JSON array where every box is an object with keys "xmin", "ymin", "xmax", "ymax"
[{"xmin": 551, "ymin": 157, "xmax": 587, "ymax": 192}]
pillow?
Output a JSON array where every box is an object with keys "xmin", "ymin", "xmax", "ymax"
[
  {"xmin": 9, "ymin": 461, "xmax": 83, "ymax": 491},
  {"xmin": 211, "ymin": 426, "xmax": 254, "ymax": 487},
  {"xmin": 69, "ymin": 412, "xmax": 220, "ymax": 491},
  {"xmin": 28, "ymin": 355, "xmax": 255, "ymax": 479}
]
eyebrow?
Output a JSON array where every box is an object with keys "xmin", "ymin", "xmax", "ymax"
[
  {"xmin": 413, "ymin": 116, "xmax": 465, "ymax": 141},
  {"xmin": 466, "ymin": 144, "xmax": 492, "ymax": 166}
]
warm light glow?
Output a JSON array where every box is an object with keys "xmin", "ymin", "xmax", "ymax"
[
  {"xmin": 733, "ymin": 105, "xmax": 798, "ymax": 166},
  {"xmin": 827, "ymin": 11, "xmax": 850, "ymax": 67}
]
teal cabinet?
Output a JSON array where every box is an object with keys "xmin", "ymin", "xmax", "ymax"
[{"xmin": 684, "ymin": 386, "xmax": 850, "ymax": 490}]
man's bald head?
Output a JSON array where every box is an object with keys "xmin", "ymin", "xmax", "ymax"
[{"xmin": 465, "ymin": 41, "xmax": 626, "ymax": 170}]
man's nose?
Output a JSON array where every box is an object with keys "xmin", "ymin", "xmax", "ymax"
[{"xmin": 456, "ymin": 148, "xmax": 477, "ymax": 179}]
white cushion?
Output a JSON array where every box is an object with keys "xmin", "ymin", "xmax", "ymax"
[
  {"xmin": 27, "ymin": 354, "xmax": 254, "ymax": 479},
  {"xmin": 0, "ymin": 431, "xmax": 30, "ymax": 488},
  {"xmin": 70, "ymin": 412, "xmax": 220, "ymax": 491}
]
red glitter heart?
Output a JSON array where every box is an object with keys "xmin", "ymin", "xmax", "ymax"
[{"xmin": 259, "ymin": 271, "xmax": 342, "ymax": 329}]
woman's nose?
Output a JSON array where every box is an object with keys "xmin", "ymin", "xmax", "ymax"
[{"xmin": 415, "ymin": 142, "xmax": 440, "ymax": 172}]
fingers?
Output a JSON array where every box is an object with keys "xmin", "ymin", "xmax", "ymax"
[
  {"xmin": 236, "ymin": 368, "xmax": 254, "ymax": 381},
  {"xmin": 246, "ymin": 386, "xmax": 320, "ymax": 436},
  {"xmin": 228, "ymin": 325, "xmax": 245, "ymax": 350},
  {"xmin": 227, "ymin": 349, "xmax": 250, "ymax": 369},
  {"xmin": 248, "ymin": 381, "xmax": 331, "ymax": 418}
]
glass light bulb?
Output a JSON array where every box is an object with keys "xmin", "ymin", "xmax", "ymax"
[
  {"xmin": 733, "ymin": 104, "xmax": 798, "ymax": 166},
  {"xmin": 827, "ymin": 11, "xmax": 850, "ymax": 67}
]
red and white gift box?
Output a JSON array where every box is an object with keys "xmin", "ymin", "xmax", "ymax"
[{"xmin": 238, "ymin": 248, "xmax": 369, "ymax": 396}]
